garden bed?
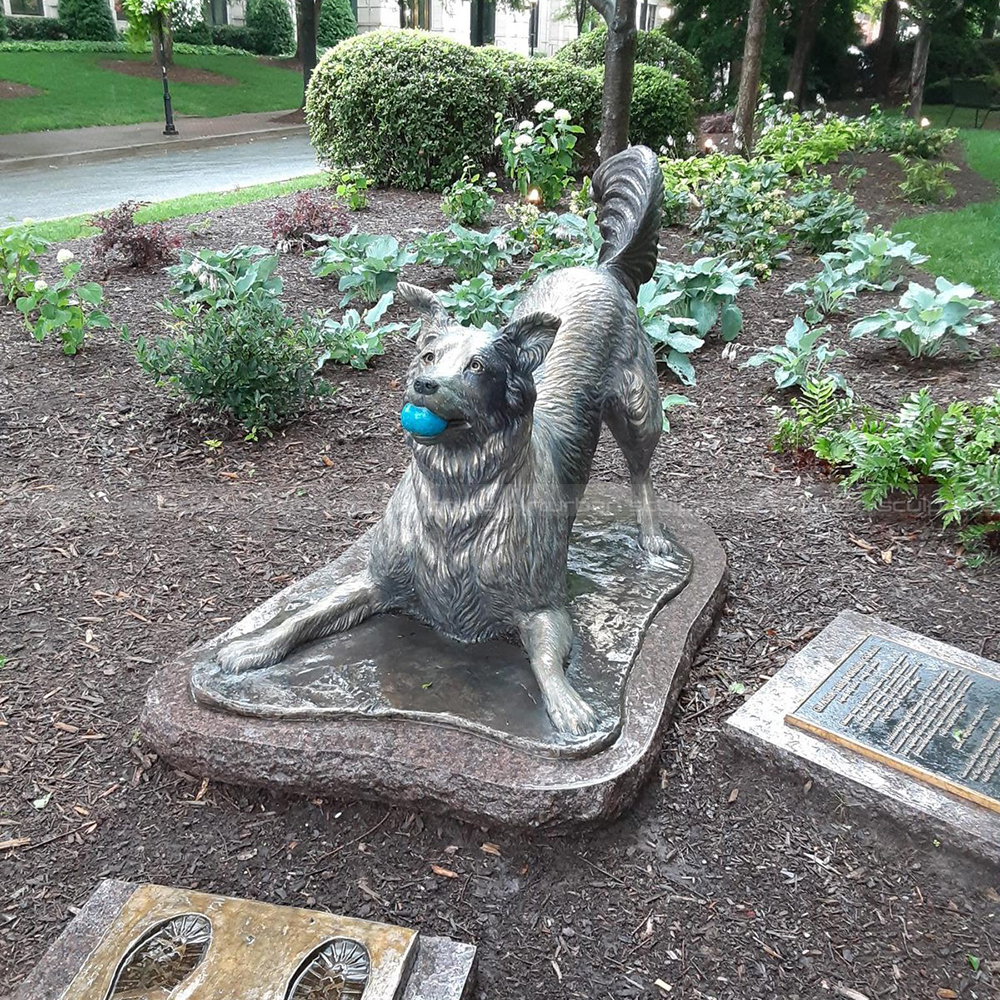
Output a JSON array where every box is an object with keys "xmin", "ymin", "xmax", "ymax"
[{"xmin": 2, "ymin": 153, "xmax": 999, "ymax": 998}]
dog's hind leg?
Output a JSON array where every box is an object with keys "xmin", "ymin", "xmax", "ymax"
[
  {"xmin": 518, "ymin": 607, "xmax": 598, "ymax": 736},
  {"xmin": 605, "ymin": 350, "xmax": 675, "ymax": 559},
  {"xmin": 216, "ymin": 571, "xmax": 382, "ymax": 674}
]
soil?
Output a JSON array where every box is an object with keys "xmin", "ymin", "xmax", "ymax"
[
  {"xmin": 3, "ymin": 147, "xmax": 1000, "ymax": 1000},
  {"xmin": 0, "ymin": 81, "xmax": 42, "ymax": 100},
  {"xmin": 97, "ymin": 60, "xmax": 238, "ymax": 86}
]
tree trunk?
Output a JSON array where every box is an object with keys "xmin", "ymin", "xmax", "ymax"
[
  {"xmin": 786, "ymin": 0, "xmax": 825, "ymax": 106},
  {"xmin": 734, "ymin": 0, "xmax": 768, "ymax": 156},
  {"xmin": 872, "ymin": 0, "xmax": 899, "ymax": 100},
  {"xmin": 152, "ymin": 12, "xmax": 173, "ymax": 67},
  {"xmin": 589, "ymin": 0, "xmax": 637, "ymax": 160},
  {"xmin": 300, "ymin": 0, "xmax": 318, "ymax": 106},
  {"xmin": 984, "ymin": 0, "xmax": 998, "ymax": 38},
  {"xmin": 908, "ymin": 21, "xmax": 931, "ymax": 119}
]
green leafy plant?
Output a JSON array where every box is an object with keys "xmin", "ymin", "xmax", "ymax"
[
  {"xmin": 786, "ymin": 258, "xmax": 863, "ymax": 323},
  {"xmin": 661, "ymin": 393, "xmax": 694, "ymax": 432},
  {"xmin": 15, "ymin": 257, "xmax": 109, "ymax": 355},
  {"xmin": 410, "ymin": 225, "xmax": 513, "ymax": 281},
  {"xmin": 771, "ymin": 374, "xmax": 855, "ymax": 458},
  {"xmin": 652, "ymin": 255, "xmax": 754, "ymax": 341},
  {"xmin": 891, "ymin": 154, "xmax": 958, "ymax": 205},
  {"xmin": 569, "ymin": 177, "xmax": 594, "ymax": 217},
  {"xmin": 628, "ymin": 63, "xmax": 696, "ymax": 156},
  {"xmin": 861, "ymin": 107, "xmax": 958, "ymax": 158},
  {"xmin": 1, "ymin": 223, "xmax": 49, "ymax": 304},
  {"xmin": 330, "ymin": 166, "xmax": 372, "ymax": 211},
  {"xmin": 636, "ymin": 280, "xmax": 703, "ymax": 385},
  {"xmin": 311, "ymin": 232, "xmax": 415, "ymax": 305},
  {"xmin": 756, "ymin": 99, "xmax": 867, "ymax": 174},
  {"xmin": 130, "ymin": 294, "xmax": 330, "ymax": 439},
  {"xmin": 850, "ymin": 278, "xmax": 995, "ymax": 358},
  {"xmin": 525, "ymin": 211, "xmax": 602, "ymax": 275},
  {"xmin": 316, "ymin": 0, "xmax": 356, "ymax": 46},
  {"xmin": 829, "ymin": 229, "xmax": 929, "ymax": 291},
  {"xmin": 789, "ymin": 180, "xmax": 868, "ymax": 254},
  {"xmin": 166, "ymin": 245, "xmax": 282, "ymax": 311},
  {"xmin": 495, "ymin": 102, "xmax": 582, "ymax": 207},
  {"xmin": 744, "ymin": 316, "xmax": 848, "ymax": 391},
  {"xmin": 440, "ymin": 161, "xmax": 499, "ymax": 227},
  {"xmin": 315, "ymin": 292, "xmax": 403, "ymax": 369},
  {"xmin": 438, "ymin": 275, "xmax": 520, "ymax": 331},
  {"xmin": 245, "ymin": 0, "xmax": 293, "ymax": 55},
  {"xmin": 58, "ymin": 0, "xmax": 117, "ymax": 41}
]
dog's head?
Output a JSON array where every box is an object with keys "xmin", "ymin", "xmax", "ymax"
[{"xmin": 397, "ymin": 282, "xmax": 561, "ymax": 447}]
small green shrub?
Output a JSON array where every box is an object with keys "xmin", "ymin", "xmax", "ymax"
[
  {"xmin": 441, "ymin": 161, "xmax": 499, "ymax": 227},
  {"xmin": 1, "ymin": 223, "xmax": 49, "ymax": 304},
  {"xmin": 132, "ymin": 294, "xmax": 330, "ymax": 439},
  {"xmin": 789, "ymin": 180, "xmax": 868, "ymax": 253},
  {"xmin": 861, "ymin": 107, "xmax": 958, "ymax": 158},
  {"xmin": 0, "ymin": 15, "xmax": 8, "ymax": 41},
  {"xmin": 5, "ymin": 15, "xmax": 68, "ymax": 40},
  {"xmin": 245, "ymin": 0, "xmax": 293, "ymax": 55},
  {"xmin": 15, "ymin": 255, "xmax": 109, "ymax": 355},
  {"xmin": 438, "ymin": 274, "xmax": 520, "ymax": 332},
  {"xmin": 629, "ymin": 64, "xmax": 695, "ymax": 155},
  {"xmin": 317, "ymin": 0, "xmax": 356, "ymax": 47},
  {"xmin": 556, "ymin": 24, "xmax": 706, "ymax": 100},
  {"xmin": 410, "ymin": 224, "xmax": 513, "ymax": 281},
  {"xmin": 495, "ymin": 103, "xmax": 582, "ymax": 207},
  {"xmin": 850, "ymin": 278, "xmax": 995, "ymax": 359},
  {"xmin": 172, "ymin": 19, "xmax": 212, "ymax": 45},
  {"xmin": 891, "ymin": 154, "xmax": 958, "ymax": 204},
  {"xmin": 744, "ymin": 316, "xmax": 848, "ymax": 391},
  {"xmin": 167, "ymin": 245, "xmax": 282, "ymax": 311},
  {"xmin": 210, "ymin": 24, "xmax": 256, "ymax": 51},
  {"xmin": 311, "ymin": 232, "xmax": 415, "ymax": 305},
  {"xmin": 307, "ymin": 30, "xmax": 507, "ymax": 191},
  {"xmin": 315, "ymin": 292, "xmax": 403, "ymax": 369},
  {"xmin": 330, "ymin": 166, "xmax": 372, "ymax": 211}
]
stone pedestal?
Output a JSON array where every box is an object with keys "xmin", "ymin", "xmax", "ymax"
[{"xmin": 142, "ymin": 501, "xmax": 728, "ymax": 830}]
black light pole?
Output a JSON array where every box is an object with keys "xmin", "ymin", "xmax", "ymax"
[{"xmin": 157, "ymin": 13, "xmax": 178, "ymax": 136}]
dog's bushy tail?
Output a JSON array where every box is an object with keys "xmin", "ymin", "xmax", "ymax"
[{"xmin": 591, "ymin": 145, "xmax": 664, "ymax": 301}]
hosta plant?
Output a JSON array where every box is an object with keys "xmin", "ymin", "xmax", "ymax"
[
  {"xmin": 15, "ymin": 257, "xmax": 109, "ymax": 355},
  {"xmin": 789, "ymin": 181, "xmax": 868, "ymax": 254},
  {"xmin": 526, "ymin": 212, "xmax": 603, "ymax": 275},
  {"xmin": 167, "ymin": 245, "xmax": 282, "ymax": 311},
  {"xmin": 756, "ymin": 100, "xmax": 867, "ymax": 174},
  {"xmin": 315, "ymin": 292, "xmax": 404, "ymax": 370},
  {"xmin": 636, "ymin": 280, "xmax": 704, "ymax": 385},
  {"xmin": 495, "ymin": 102, "xmax": 582, "ymax": 207},
  {"xmin": 785, "ymin": 258, "xmax": 863, "ymax": 324},
  {"xmin": 438, "ymin": 275, "xmax": 520, "ymax": 332},
  {"xmin": 850, "ymin": 278, "xmax": 995, "ymax": 358},
  {"xmin": 311, "ymin": 232, "xmax": 416, "ymax": 305},
  {"xmin": 1, "ymin": 223, "xmax": 49, "ymax": 303},
  {"xmin": 661, "ymin": 393, "xmax": 694, "ymax": 432},
  {"xmin": 830, "ymin": 229, "xmax": 928, "ymax": 292},
  {"xmin": 744, "ymin": 316, "xmax": 849, "ymax": 391},
  {"xmin": 652, "ymin": 255, "xmax": 754, "ymax": 342},
  {"xmin": 410, "ymin": 225, "xmax": 513, "ymax": 281},
  {"xmin": 440, "ymin": 161, "xmax": 499, "ymax": 227}
]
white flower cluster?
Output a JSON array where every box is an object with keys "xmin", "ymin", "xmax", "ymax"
[
  {"xmin": 56, "ymin": 249, "xmax": 74, "ymax": 263},
  {"xmin": 533, "ymin": 99, "xmax": 554, "ymax": 114},
  {"xmin": 132, "ymin": 0, "xmax": 201, "ymax": 26}
]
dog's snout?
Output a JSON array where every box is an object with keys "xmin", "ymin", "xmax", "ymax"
[{"xmin": 413, "ymin": 376, "xmax": 438, "ymax": 396}]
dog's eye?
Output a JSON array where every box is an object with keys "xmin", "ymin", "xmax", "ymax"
[
  {"xmin": 421, "ymin": 351, "xmax": 435, "ymax": 364},
  {"xmin": 467, "ymin": 358, "xmax": 484, "ymax": 373}
]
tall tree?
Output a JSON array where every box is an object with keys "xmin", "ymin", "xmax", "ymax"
[
  {"xmin": 905, "ymin": 1, "xmax": 966, "ymax": 118},
  {"xmin": 734, "ymin": 0, "xmax": 768, "ymax": 155},
  {"xmin": 298, "ymin": 0, "xmax": 319, "ymax": 105},
  {"xmin": 786, "ymin": 0, "xmax": 826, "ymax": 104},
  {"xmin": 871, "ymin": 0, "xmax": 900, "ymax": 100},
  {"xmin": 588, "ymin": 0, "xmax": 638, "ymax": 160}
]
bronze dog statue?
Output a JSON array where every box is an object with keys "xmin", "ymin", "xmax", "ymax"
[{"xmin": 217, "ymin": 145, "xmax": 670, "ymax": 735}]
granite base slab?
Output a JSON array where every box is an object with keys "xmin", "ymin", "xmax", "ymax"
[
  {"xmin": 141, "ymin": 501, "xmax": 728, "ymax": 830},
  {"xmin": 6, "ymin": 880, "xmax": 476, "ymax": 1000},
  {"xmin": 725, "ymin": 610, "xmax": 1000, "ymax": 867}
]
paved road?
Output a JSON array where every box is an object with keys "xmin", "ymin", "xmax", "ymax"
[{"xmin": 0, "ymin": 133, "xmax": 320, "ymax": 223}]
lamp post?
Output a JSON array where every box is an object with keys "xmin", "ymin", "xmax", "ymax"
[{"xmin": 156, "ymin": 13, "xmax": 178, "ymax": 136}]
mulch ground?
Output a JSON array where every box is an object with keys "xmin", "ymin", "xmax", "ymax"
[
  {"xmin": 97, "ymin": 60, "xmax": 238, "ymax": 86},
  {"xmin": 0, "ymin": 81, "xmax": 42, "ymax": 100},
  {"xmin": 2, "ymin": 146, "xmax": 1000, "ymax": 1000}
]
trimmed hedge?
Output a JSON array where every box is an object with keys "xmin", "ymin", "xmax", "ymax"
[
  {"xmin": 210, "ymin": 24, "xmax": 256, "ymax": 51},
  {"xmin": 173, "ymin": 18, "xmax": 213, "ymax": 45},
  {"xmin": 307, "ymin": 30, "xmax": 508, "ymax": 191},
  {"xmin": 0, "ymin": 36, "xmax": 251, "ymax": 53},
  {"xmin": 317, "ymin": 0, "xmax": 356, "ymax": 48},
  {"xmin": 58, "ymin": 0, "xmax": 117, "ymax": 40},
  {"xmin": 630, "ymin": 63, "xmax": 694, "ymax": 154},
  {"xmin": 0, "ymin": 15, "xmax": 7, "ymax": 41},
  {"xmin": 246, "ymin": 0, "xmax": 294, "ymax": 55},
  {"xmin": 556, "ymin": 24, "xmax": 706, "ymax": 101},
  {"xmin": 4, "ymin": 15, "xmax": 68, "ymax": 40}
]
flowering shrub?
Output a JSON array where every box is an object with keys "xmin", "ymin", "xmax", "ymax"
[
  {"xmin": 121, "ymin": 0, "xmax": 201, "ymax": 40},
  {"xmin": 495, "ymin": 102, "xmax": 582, "ymax": 208},
  {"xmin": 440, "ymin": 161, "xmax": 499, "ymax": 227},
  {"xmin": 311, "ymin": 232, "xmax": 415, "ymax": 305},
  {"xmin": 90, "ymin": 201, "xmax": 181, "ymax": 271},
  {"xmin": 15, "ymin": 253, "xmax": 110, "ymax": 355},
  {"xmin": 1, "ymin": 223, "xmax": 49, "ymax": 304},
  {"xmin": 267, "ymin": 192, "xmax": 348, "ymax": 253}
]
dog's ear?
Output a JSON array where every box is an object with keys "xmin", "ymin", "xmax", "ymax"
[
  {"xmin": 398, "ymin": 282, "xmax": 446, "ymax": 350},
  {"xmin": 500, "ymin": 312, "xmax": 562, "ymax": 375}
]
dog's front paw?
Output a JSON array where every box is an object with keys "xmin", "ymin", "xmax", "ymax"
[
  {"xmin": 639, "ymin": 528, "xmax": 676, "ymax": 560},
  {"xmin": 216, "ymin": 631, "xmax": 289, "ymax": 674},
  {"xmin": 546, "ymin": 685, "xmax": 600, "ymax": 736}
]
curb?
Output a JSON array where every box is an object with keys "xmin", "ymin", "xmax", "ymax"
[{"xmin": 0, "ymin": 124, "xmax": 309, "ymax": 171}]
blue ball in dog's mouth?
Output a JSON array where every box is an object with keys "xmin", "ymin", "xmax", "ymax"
[{"xmin": 400, "ymin": 402, "xmax": 449, "ymax": 437}]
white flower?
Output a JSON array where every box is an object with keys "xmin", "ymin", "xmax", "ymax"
[
  {"xmin": 56, "ymin": 249, "xmax": 74, "ymax": 264},
  {"xmin": 514, "ymin": 134, "xmax": 532, "ymax": 149},
  {"xmin": 816, "ymin": 94, "xmax": 826, "ymax": 105},
  {"xmin": 534, "ymin": 99, "xmax": 554, "ymax": 114},
  {"xmin": 665, "ymin": 134, "xmax": 675, "ymax": 147},
  {"xmin": 686, "ymin": 132, "xmax": 695, "ymax": 144},
  {"xmin": 33, "ymin": 279, "xmax": 48, "ymax": 292},
  {"xmin": 783, "ymin": 90, "xmax": 795, "ymax": 101},
  {"xmin": 518, "ymin": 120, "xmax": 534, "ymax": 131},
  {"xmin": 494, "ymin": 136, "xmax": 503, "ymax": 147},
  {"xmin": 553, "ymin": 108, "xmax": 571, "ymax": 122},
  {"xmin": 761, "ymin": 90, "xmax": 774, "ymax": 102},
  {"xmin": 22, "ymin": 217, "xmax": 35, "ymax": 225}
]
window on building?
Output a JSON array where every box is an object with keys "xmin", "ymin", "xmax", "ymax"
[
  {"xmin": 470, "ymin": 0, "xmax": 494, "ymax": 45},
  {"xmin": 207, "ymin": 0, "xmax": 229, "ymax": 24},
  {"xmin": 528, "ymin": 0, "xmax": 539, "ymax": 54},
  {"xmin": 639, "ymin": 0, "xmax": 655, "ymax": 30},
  {"xmin": 400, "ymin": 0, "xmax": 431, "ymax": 29},
  {"xmin": 10, "ymin": 0, "xmax": 45, "ymax": 15}
]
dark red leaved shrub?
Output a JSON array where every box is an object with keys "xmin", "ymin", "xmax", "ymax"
[
  {"xmin": 90, "ymin": 201, "xmax": 181, "ymax": 271},
  {"xmin": 267, "ymin": 193, "xmax": 348, "ymax": 252}
]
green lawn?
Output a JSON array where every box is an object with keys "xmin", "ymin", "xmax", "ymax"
[
  {"xmin": 0, "ymin": 50, "xmax": 302, "ymax": 134},
  {"xmin": 893, "ymin": 110, "xmax": 1000, "ymax": 299}
]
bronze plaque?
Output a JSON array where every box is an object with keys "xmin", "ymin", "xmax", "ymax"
[
  {"xmin": 60, "ymin": 884, "xmax": 418, "ymax": 1000},
  {"xmin": 787, "ymin": 633, "xmax": 1000, "ymax": 813}
]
